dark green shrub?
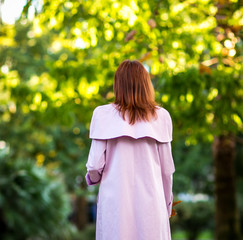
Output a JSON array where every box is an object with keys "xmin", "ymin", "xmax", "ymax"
[{"xmin": 0, "ymin": 153, "xmax": 74, "ymax": 240}]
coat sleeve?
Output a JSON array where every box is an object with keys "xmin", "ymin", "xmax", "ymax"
[
  {"xmin": 85, "ymin": 139, "xmax": 107, "ymax": 186},
  {"xmin": 157, "ymin": 141, "xmax": 175, "ymax": 217}
]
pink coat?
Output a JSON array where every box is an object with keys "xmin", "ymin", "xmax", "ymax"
[{"xmin": 86, "ymin": 104, "xmax": 175, "ymax": 240}]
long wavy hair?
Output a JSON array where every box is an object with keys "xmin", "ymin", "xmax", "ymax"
[{"xmin": 114, "ymin": 60, "xmax": 158, "ymax": 125}]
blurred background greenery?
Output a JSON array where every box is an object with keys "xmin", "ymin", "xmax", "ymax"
[{"xmin": 0, "ymin": 0, "xmax": 242, "ymax": 239}]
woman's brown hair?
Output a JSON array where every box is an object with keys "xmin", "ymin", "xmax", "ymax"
[{"xmin": 114, "ymin": 59, "xmax": 158, "ymax": 125}]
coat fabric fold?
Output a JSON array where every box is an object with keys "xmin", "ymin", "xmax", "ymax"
[{"xmin": 86, "ymin": 103, "xmax": 175, "ymax": 240}]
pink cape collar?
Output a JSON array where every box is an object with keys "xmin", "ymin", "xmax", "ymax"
[{"xmin": 89, "ymin": 104, "xmax": 172, "ymax": 143}]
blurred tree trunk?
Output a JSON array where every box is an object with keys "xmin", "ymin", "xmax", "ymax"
[
  {"xmin": 76, "ymin": 196, "xmax": 88, "ymax": 230},
  {"xmin": 213, "ymin": 135, "xmax": 241, "ymax": 240}
]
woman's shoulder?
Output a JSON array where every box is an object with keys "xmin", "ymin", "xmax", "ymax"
[
  {"xmin": 94, "ymin": 104, "xmax": 170, "ymax": 113},
  {"xmin": 93, "ymin": 103, "xmax": 115, "ymax": 112},
  {"xmin": 155, "ymin": 106, "xmax": 172, "ymax": 120},
  {"xmin": 91, "ymin": 104, "xmax": 118, "ymax": 120},
  {"xmin": 93, "ymin": 104, "xmax": 172, "ymax": 121}
]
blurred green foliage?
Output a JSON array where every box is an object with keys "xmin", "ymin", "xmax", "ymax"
[
  {"xmin": 171, "ymin": 200, "xmax": 215, "ymax": 240},
  {"xmin": 172, "ymin": 138, "xmax": 213, "ymax": 195}
]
